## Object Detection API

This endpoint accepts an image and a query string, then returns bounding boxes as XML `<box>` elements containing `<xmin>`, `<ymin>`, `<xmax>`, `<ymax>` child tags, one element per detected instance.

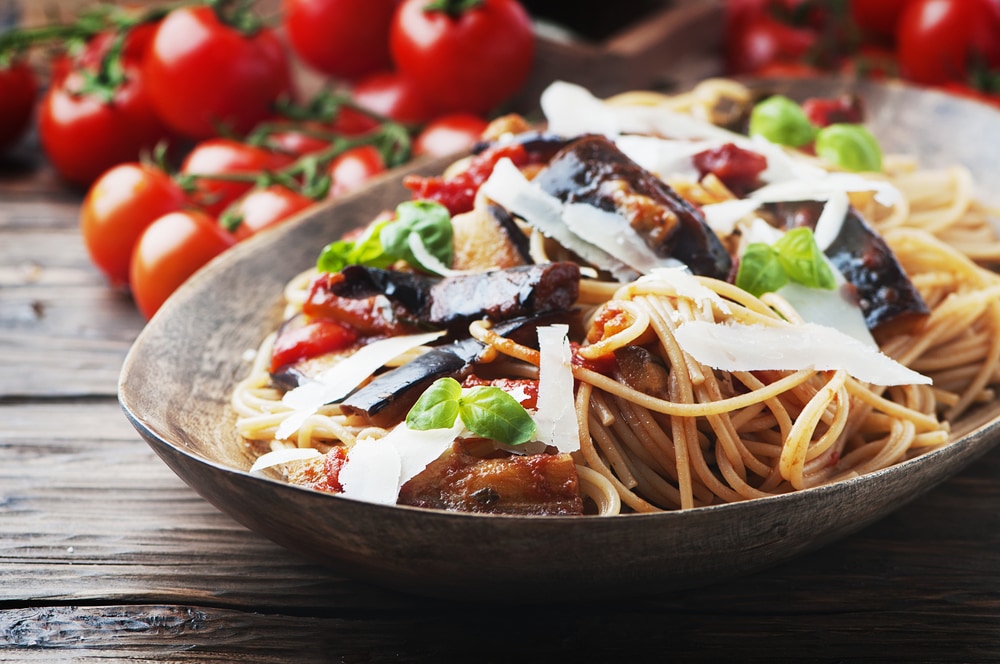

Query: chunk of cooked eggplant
<box><xmin>339</xmin><ymin>311</ymin><xmax>578</xmax><ymax>427</ymax></box>
<box><xmin>532</xmin><ymin>134</ymin><xmax>733</xmax><ymax>280</ymax></box>
<box><xmin>764</xmin><ymin>200</ymin><xmax>929</xmax><ymax>337</ymax></box>
<box><xmin>327</xmin><ymin>262</ymin><xmax>580</xmax><ymax>334</ymax></box>
<box><xmin>398</xmin><ymin>441</ymin><xmax>584</xmax><ymax>515</ymax></box>
<box><xmin>451</xmin><ymin>202</ymin><xmax>533</xmax><ymax>271</ymax></box>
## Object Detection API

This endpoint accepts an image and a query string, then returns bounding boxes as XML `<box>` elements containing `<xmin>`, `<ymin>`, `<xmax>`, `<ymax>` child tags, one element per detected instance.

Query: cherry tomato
<box><xmin>270</xmin><ymin>317</ymin><xmax>358</xmax><ymax>373</ymax></box>
<box><xmin>80</xmin><ymin>163</ymin><xmax>187</xmax><ymax>288</ymax></box>
<box><xmin>144</xmin><ymin>5</ymin><xmax>294</xmax><ymax>140</ymax></box>
<box><xmin>180</xmin><ymin>138</ymin><xmax>294</xmax><ymax>216</ymax></box>
<box><xmin>326</xmin><ymin>145</ymin><xmax>386</xmax><ymax>199</ymax></box>
<box><xmin>896</xmin><ymin>0</ymin><xmax>1000</xmax><ymax>84</ymax></box>
<box><xmin>265</xmin><ymin>124</ymin><xmax>331</xmax><ymax>157</ymax></box>
<box><xmin>221</xmin><ymin>185</ymin><xmax>314</xmax><ymax>241</ymax></box>
<box><xmin>389</xmin><ymin>0</ymin><xmax>535</xmax><ymax>115</ymax></box>
<box><xmin>0</xmin><ymin>59</ymin><xmax>37</xmax><ymax>153</ymax></box>
<box><xmin>129</xmin><ymin>210</ymin><xmax>236</xmax><ymax>319</ymax></box>
<box><xmin>38</xmin><ymin>65</ymin><xmax>172</xmax><ymax>187</ymax></box>
<box><xmin>849</xmin><ymin>0</ymin><xmax>912</xmax><ymax>42</ymax></box>
<box><xmin>76</xmin><ymin>22</ymin><xmax>160</xmax><ymax>71</ymax></box>
<box><xmin>282</xmin><ymin>0</ymin><xmax>398</xmax><ymax>80</ymax></box>
<box><xmin>413</xmin><ymin>113</ymin><xmax>488</xmax><ymax>157</ymax></box>
<box><xmin>350</xmin><ymin>70</ymin><xmax>438</xmax><ymax>124</ymax></box>
<box><xmin>329</xmin><ymin>105</ymin><xmax>381</xmax><ymax>135</ymax></box>
<box><xmin>726</xmin><ymin>13</ymin><xmax>818</xmax><ymax>74</ymax></box>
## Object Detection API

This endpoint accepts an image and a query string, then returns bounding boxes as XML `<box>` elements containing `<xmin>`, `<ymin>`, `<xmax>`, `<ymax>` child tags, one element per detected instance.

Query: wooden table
<box><xmin>5</xmin><ymin>121</ymin><xmax>1000</xmax><ymax>662</ymax></box>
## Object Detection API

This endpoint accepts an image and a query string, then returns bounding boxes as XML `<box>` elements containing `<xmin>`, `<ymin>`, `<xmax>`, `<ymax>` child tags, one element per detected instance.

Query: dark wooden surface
<box><xmin>5</xmin><ymin>121</ymin><xmax>1000</xmax><ymax>662</ymax></box>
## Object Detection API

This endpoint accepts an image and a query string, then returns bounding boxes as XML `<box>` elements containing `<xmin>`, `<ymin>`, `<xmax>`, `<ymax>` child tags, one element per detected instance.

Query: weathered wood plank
<box><xmin>2</xmin><ymin>601</ymin><xmax>1000</xmax><ymax>662</ymax></box>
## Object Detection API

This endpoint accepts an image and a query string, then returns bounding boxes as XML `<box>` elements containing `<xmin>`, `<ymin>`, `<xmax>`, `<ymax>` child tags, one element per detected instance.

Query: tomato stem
<box><xmin>422</xmin><ymin>0</ymin><xmax>485</xmax><ymax>17</ymax></box>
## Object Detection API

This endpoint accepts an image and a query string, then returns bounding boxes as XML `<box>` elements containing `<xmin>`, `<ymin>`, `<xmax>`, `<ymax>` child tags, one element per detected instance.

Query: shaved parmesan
<box><xmin>614</xmin><ymin>134</ymin><xmax>707</xmax><ymax>180</ymax></box>
<box><xmin>562</xmin><ymin>202</ymin><xmax>685</xmax><ymax>274</ymax></box>
<box><xmin>701</xmin><ymin>199</ymin><xmax>762</xmax><ymax>235</ymax></box>
<box><xmin>276</xmin><ymin>331</ymin><xmax>446</xmax><ymax>440</ymax></box>
<box><xmin>534</xmin><ymin>324</ymin><xmax>579</xmax><ymax>453</ymax></box>
<box><xmin>480</xmin><ymin>158</ymin><xmax>636</xmax><ymax>280</ymax></box>
<box><xmin>339</xmin><ymin>421</ymin><xmax>464</xmax><ymax>505</ymax></box>
<box><xmin>249</xmin><ymin>447</ymin><xmax>321</xmax><ymax>475</ymax></box>
<box><xmin>673</xmin><ymin>320</ymin><xmax>930</xmax><ymax>386</ymax></box>
<box><xmin>540</xmin><ymin>80</ymin><xmax>742</xmax><ymax>143</ymax></box>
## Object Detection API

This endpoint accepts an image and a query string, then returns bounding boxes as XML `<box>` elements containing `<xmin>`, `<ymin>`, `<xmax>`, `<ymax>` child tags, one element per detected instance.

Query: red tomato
<box><xmin>129</xmin><ymin>210</ymin><xmax>236</xmax><ymax>319</ymax></box>
<box><xmin>80</xmin><ymin>163</ymin><xmax>187</xmax><ymax>287</ymax></box>
<box><xmin>222</xmin><ymin>185</ymin><xmax>315</xmax><ymax>241</ymax></box>
<box><xmin>282</xmin><ymin>0</ymin><xmax>398</xmax><ymax>80</ymax></box>
<box><xmin>266</xmin><ymin>125</ymin><xmax>331</xmax><ymax>157</ymax></box>
<box><xmin>143</xmin><ymin>5</ymin><xmax>294</xmax><ymax>140</ymax></box>
<box><xmin>269</xmin><ymin>318</ymin><xmax>358</xmax><ymax>373</ymax></box>
<box><xmin>38</xmin><ymin>65</ymin><xmax>173</xmax><ymax>187</ymax></box>
<box><xmin>389</xmin><ymin>0</ymin><xmax>534</xmax><ymax>115</ymax></box>
<box><xmin>329</xmin><ymin>105</ymin><xmax>381</xmax><ymax>135</ymax></box>
<box><xmin>726</xmin><ymin>13</ymin><xmax>818</xmax><ymax>74</ymax></box>
<box><xmin>413</xmin><ymin>113</ymin><xmax>488</xmax><ymax>157</ymax></box>
<box><xmin>180</xmin><ymin>138</ymin><xmax>294</xmax><ymax>216</ymax></box>
<box><xmin>76</xmin><ymin>22</ymin><xmax>160</xmax><ymax>70</ymax></box>
<box><xmin>350</xmin><ymin>70</ymin><xmax>438</xmax><ymax>124</ymax></box>
<box><xmin>326</xmin><ymin>145</ymin><xmax>386</xmax><ymax>199</ymax></box>
<box><xmin>0</xmin><ymin>59</ymin><xmax>37</xmax><ymax>152</ymax></box>
<box><xmin>849</xmin><ymin>0</ymin><xmax>912</xmax><ymax>41</ymax></box>
<box><xmin>897</xmin><ymin>0</ymin><xmax>1000</xmax><ymax>84</ymax></box>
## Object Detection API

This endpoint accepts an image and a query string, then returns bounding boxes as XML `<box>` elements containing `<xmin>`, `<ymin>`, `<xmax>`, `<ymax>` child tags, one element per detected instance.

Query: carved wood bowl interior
<box><xmin>119</xmin><ymin>78</ymin><xmax>1000</xmax><ymax>602</ymax></box>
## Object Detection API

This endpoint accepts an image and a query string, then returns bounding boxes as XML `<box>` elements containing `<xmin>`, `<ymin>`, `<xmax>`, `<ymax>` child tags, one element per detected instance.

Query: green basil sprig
<box><xmin>406</xmin><ymin>377</ymin><xmax>537</xmax><ymax>446</ymax></box>
<box><xmin>736</xmin><ymin>227</ymin><xmax>836</xmax><ymax>298</ymax></box>
<box><xmin>316</xmin><ymin>200</ymin><xmax>453</xmax><ymax>274</ymax></box>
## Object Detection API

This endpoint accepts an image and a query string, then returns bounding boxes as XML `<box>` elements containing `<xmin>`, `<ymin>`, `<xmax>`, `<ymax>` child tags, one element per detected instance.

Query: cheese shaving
<box><xmin>673</xmin><ymin>320</ymin><xmax>931</xmax><ymax>386</ymax></box>
<box><xmin>534</xmin><ymin>324</ymin><xmax>579</xmax><ymax>453</ymax></box>
<box><xmin>248</xmin><ymin>447</ymin><xmax>321</xmax><ymax>475</ymax></box>
<box><xmin>276</xmin><ymin>330</ymin><xmax>446</xmax><ymax>440</ymax></box>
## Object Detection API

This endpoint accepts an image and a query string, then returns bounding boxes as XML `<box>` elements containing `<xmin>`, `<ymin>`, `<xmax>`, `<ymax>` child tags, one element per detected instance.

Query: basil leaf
<box><xmin>380</xmin><ymin>200</ymin><xmax>453</xmax><ymax>272</ymax></box>
<box><xmin>406</xmin><ymin>377</ymin><xmax>463</xmax><ymax>431</ymax></box>
<box><xmin>736</xmin><ymin>242</ymin><xmax>788</xmax><ymax>297</ymax></box>
<box><xmin>774</xmin><ymin>227</ymin><xmax>836</xmax><ymax>290</ymax></box>
<box><xmin>458</xmin><ymin>386</ymin><xmax>537</xmax><ymax>446</ymax></box>
<box><xmin>749</xmin><ymin>95</ymin><xmax>817</xmax><ymax>148</ymax></box>
<box><xmin>814</xmin><ymin>123</ymin><xmax>882</xmax><ymax>172</ymax></box>
<box><xmin>316</xmin><ymin>220</ymin><xmax>394</xmax><ymax>273</ymax></box>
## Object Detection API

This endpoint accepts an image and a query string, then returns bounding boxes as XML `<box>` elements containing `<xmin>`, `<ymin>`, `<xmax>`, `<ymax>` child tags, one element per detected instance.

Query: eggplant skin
<box><xmin>329</xmin><ymin>262</ymin><xmax>581</xmax><ymax>335</ymax></box>
<box><xmin>767</xmin><ymin>200</ymin><xmax>929</xmax><ymax>337</ymax></box>
<box><xmin>533</xmin><ymin>134</ymin><xmax>733</xmax><ymax>281</ymax></box>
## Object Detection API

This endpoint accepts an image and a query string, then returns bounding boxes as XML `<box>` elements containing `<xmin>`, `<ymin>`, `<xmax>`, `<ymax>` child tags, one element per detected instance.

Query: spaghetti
<box><xmin>232</xmin><ymin>79</ymin><xmax>1000</xmax><ymax>516</ymax></box>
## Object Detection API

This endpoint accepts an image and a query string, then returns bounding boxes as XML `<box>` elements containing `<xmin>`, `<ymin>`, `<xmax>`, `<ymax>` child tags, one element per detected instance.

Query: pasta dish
<box><xmin>231</xmin><ymin>79</ymin><xmax>1000</xmax><ymax>516</ymax></box>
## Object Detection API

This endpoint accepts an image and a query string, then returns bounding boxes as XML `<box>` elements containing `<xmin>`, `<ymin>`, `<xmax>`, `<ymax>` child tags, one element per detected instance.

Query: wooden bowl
<box><xmin>119</xmin><ymin>78</ymin><xmax>1000</xmax><ymax>602</ymax></box>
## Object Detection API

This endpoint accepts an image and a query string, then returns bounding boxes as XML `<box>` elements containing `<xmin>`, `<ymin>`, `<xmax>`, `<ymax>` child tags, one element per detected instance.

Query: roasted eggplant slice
<box><xmin>765</xmin><ymin>200</ymin><xmax>929</xmax><ymax>337</ymax></box>
<box><xmin>532</xmin><ymin>134</ymin><xmax>733</xmax><ymax>280</ymax></box>
<box><xmin>340</xmin><ymin>312</ymin><xmax>576</xmax><ymax>427</ymax></box>
<box><xmin>328</xmin><ymin>262</ymin><xmax>580</xmax><ymax>334</ymax></box>
<box><xmin>398</xmin><ymin>442</ymin><xmax>584</xmax><ymax>515</ymax></box>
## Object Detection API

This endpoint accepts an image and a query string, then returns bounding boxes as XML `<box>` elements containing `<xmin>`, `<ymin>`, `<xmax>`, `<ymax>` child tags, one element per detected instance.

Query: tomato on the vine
<box><xmin>848</xmin><ymin>0</ymin><xmax>911</xmax><ymax>41</ymax></box>
<box><xmin>350</xmin><ymin>70</ymin><xmax>438</xmax><ymax>124</ymax></box>
<box><xmin>725</xmin><ymin>13</ymin><xmax>817</xmax><ymax>74</ymax></box>
<box><xmin>129</xmin><ymin>209</ymin><xmax>236</xmax><ymax>319</ymax></box>
<box><xmin>38</xmin><ymin>64</ymin><xmax>173</xmax><ymax>186</ymax></box>
<box><xmin>80</xmin><ymin>162</ymin><xmax>187</xmax><ymax>288</ymax></box>
<box><xmin>180</xmin><ymin>138</ymin><xmax>294</xmax><ymax>216</ymax></box>
<box><xmin>389</xmin><ymin>0</ymin><xmax>535</xmax><ymax>115</ymax></box>
<box><xmin>0</xmin><ymin>59</ymin><xmax>37</xmax><ymax>153</ymax></box>
<box><xmin>413</xmin><ymin>113</ymin><xmax>488</xmax><ymax>157</ymax></box>
<box><xmin>326</xmin><ymin>144</ymin><xmax>387</xmax><ymax>199</ymax></box>
<box><xmin>282</xmin><ymin>0</ymin><xmax>398</xmax><ymax>80</ymax></box>
<box><xmin>222</xmin><ymin>185</ymin><xmax>314</xmax><ymax>241</ymax></box>
<box><xmin>143</xmin><ymin>4</ymin><xmax>294</xmax><ymax>140</ymax></box>
<box><xmin>896</xmin><ymin>0</ymin><xmax>1000</xmax><ymax>85</ymax></box>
